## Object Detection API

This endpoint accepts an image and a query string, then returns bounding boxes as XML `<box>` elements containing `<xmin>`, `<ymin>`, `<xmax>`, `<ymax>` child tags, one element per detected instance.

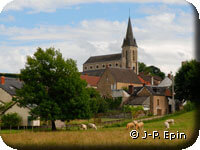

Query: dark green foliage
<box><xmin>105</xmin><ymin>97</ymin><xmax>122</xmax><ymax>110</ymax></box>
<box><xmin>1</xmin><ymin>113</ymin><xmax>22</xmax><ymax>128</ymax></box>
<box><xmin>138</xmin><ymin>62</ymin><xmax>165</xmax><ymax>79</ymax></box>
<box><xmin>0</xmin><ymin>102</ymin><xmax>15</xmax><ymax>115</ymax></box>
<box><xmin>183</xmin><ymin>101</ymin><xmax>195</xmax><ymax>112</ymax></box>
<box><xmin>175</xmin><ymin>60</ymin><xmax>200</xmax><ymax>103</ymax></box>
<box><xmin>14</xmin><ymin>47</ymin><xmax>91</xmax><ymax>130</ymax></box>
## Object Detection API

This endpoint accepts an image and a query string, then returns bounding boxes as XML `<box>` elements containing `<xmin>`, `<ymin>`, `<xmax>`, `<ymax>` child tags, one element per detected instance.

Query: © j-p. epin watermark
<box><xmin>130</xmin><ymin>130</ymin><xmax>187</xmax><ymax>140</ymax></box>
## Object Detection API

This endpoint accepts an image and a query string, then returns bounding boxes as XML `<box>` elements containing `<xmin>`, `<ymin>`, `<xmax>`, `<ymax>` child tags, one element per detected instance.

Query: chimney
<box><xmin>128</xmin><ymin>85</ymin><xmax>134</xmax><ymax>95</ymax></box>
<box><xmin>1</xmin><ymin>76</ymin><xmax>5</xmax><ymax>85</ymax></box>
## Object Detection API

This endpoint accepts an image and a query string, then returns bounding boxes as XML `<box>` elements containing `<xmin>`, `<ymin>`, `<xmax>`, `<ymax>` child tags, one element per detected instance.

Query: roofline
<box><xmin>83</xmin><ymin>53</ymin><xmax>121</xmax><ymax>64</ymax></box>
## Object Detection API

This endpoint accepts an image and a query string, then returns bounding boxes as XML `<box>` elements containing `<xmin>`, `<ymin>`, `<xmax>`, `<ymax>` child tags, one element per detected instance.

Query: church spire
<box><xmin>122</xmin><ymin>17</ymin><xmax>137</xmax><ymax>48</ymax></box>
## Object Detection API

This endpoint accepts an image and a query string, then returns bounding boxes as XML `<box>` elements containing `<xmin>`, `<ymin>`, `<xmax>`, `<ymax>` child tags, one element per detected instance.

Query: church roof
<box><xmin>122</xmin><ymin>17</ymin><xmax>137</xmax><ymax>48</ymax></box>
<box><xmin>84</xmin><ymin>53</ymin><xmax>121</xmax><ymax>64</ymax></box>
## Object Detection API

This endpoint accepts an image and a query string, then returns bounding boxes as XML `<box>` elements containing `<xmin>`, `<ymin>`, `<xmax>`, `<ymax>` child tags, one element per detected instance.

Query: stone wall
<box><xmin>83</xmin><ymin>60</ymin><xmax>121</xmax><ymax>72</ymax></box>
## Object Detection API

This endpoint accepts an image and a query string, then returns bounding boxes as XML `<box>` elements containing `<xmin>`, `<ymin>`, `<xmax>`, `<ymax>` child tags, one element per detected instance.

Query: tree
<box><xmin>138</xmin><ymin>62</ymin><xmax>165</xmax><ymax>79</ymax></box>
<box><xmin>87</xmin><ymin>87</ymin><xmax>108</xmax><ymax>114</ymax></box>
<box><xmin>14</xmin><ymin>47</ymin><xmax>91</xmax><ymax>130</ymax></box>
<box><xmin>175</xmin><ymin>60</ymin><xmax>200</xmax><ymax>103</ymax></box>
<box><xmin>1</xmin><ymin>113</ymin><xmax>22</xmax><ymax>130</ymax></box>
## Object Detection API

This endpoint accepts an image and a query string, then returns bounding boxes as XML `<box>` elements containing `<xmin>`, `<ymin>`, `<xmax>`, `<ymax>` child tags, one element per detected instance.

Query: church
<box><xmin>82</xmin><ymin>17</ymin><xmax>139</xmax><ymax>76</ymax></box>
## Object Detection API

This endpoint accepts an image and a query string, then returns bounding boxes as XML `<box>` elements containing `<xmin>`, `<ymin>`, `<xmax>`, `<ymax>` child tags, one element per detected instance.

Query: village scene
<box><xmin>0</xmin><ymin>1</ymin><xmax>199</xmax><ymax>150</ymax></box>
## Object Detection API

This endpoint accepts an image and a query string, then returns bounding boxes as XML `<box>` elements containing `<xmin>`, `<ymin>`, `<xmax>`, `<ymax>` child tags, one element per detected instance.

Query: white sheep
<box><xmin>164</xmin><ymin>121</ymin><xmax>170</xmax><ymax>129</ymax></box>
<box><xmin>88</xmin><ymin>123</ymin><xmax>97</xmax><ymax>130</ymax></box>
<box><xmin>80</xmin><ymin>124</ymin><xmax>87</xmax><ymax>130</ymax></box>
<box><xmin>135</xmin><ymin>122</ymin><xmax>144</xmax><ymax>130</ymax></box>
<box><xmin>166</xmin><ymin>119</ymin><xmax>174</xmax><ymax>125</ymax></box>
<box><xmin>133</xmin><ymin>120</ymin><xmax>138</xmax><ymax>125</ymax></box>
<box><xmin>126</xmin><ymin>122</ymin><xmax>135</xmax><ymax>130</ymax></box>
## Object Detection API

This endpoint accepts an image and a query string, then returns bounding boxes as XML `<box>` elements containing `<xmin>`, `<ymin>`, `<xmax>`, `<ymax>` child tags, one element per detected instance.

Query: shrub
<box><xmin>105</xmin><ymin>97</ymin><xmax>122</xmax><ymax>110</ymax></box>
<box><xmin>183</xmin><ymin>101</ymin><xmax>195</xmax><ymax>112</ymax></box>
<box><xmin>1</xmin><ymin>113</ymin><xmax>22</xmax><ymax>129</ymax></box>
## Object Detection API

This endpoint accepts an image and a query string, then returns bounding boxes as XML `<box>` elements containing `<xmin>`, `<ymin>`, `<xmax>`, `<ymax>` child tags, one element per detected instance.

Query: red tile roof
<box><xmin>137</xmin><ymin>75</ymin><xmax>151</xmax><ymax>85</ymax></box>
<box><xmin>80</xmin><ymin>75</ymin><xmax>100</xmax><ymax>87</ymax></box>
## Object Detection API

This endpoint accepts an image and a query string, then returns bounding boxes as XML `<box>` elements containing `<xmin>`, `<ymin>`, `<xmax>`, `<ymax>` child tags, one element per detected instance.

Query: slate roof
<box><xmin>0</xmin><ymin>77</ymin><xmax>22</xmax><ymax>96</ymax></box>
<box><xmin>108</xmin><ymin>68</ymin><xmax>142</xmax><ymax>84</ymax></box>
<box><xmin>158</xmin><ymin>77</ymin><xmax>172</xmax><ymax>87</ymax></box>
<box><xmin>80</xmin><ymin>75</ymin><xmax>100</xmax><ymax>87</ymax></box>
<box><xmin>84</xmin><ymin>53</ymin><xmax>121</xmax><ymax>64</ymax></box>
<box><xmin>81</xmin><ymin>69</ymin><xmax>105</xmax><ymax>77</ymax></box>
<box><xmin>122</xmin><ymin>17</ymin><xmax>137</xmax><ymax>48</ymax></box>
<box><xmin>132</xmin><ymin>86</ymin><xmax>171</xmax><ymax>96</ymax></box>
<box><xmin>125</xmin><ymin>96</ymin><xmax>150</xmax><ymax>105</ymax></box>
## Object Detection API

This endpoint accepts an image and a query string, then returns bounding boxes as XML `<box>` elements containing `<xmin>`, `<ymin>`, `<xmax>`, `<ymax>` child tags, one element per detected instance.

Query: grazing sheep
<box><xmin>164</xmin><ymin>121</ymin><xmax>170</xmax><ymax>129</ymax></box>
<box><xmin>88</xmin><ymin>123</ymin><xmax>97</xmax><ymax>130</ymax></box>
<box><xmin>166</xmin><ymin>119</ymin><xmax>174</xmax><ymax>125</ymax></box>
<box><xmin>126</xmin><ymin>122</ymin><xmax>135</xmax><ymax>130</ymax></box>
<box><xmin>135</xmin><ymin>122</ymin><xmax>144</xmax><ymax>130</ymax></box>
<box><xmin>80</xmin><ymin>124</ymin><xmax>87</xmax><ymax>130</ymax></box>
<box><xmin>133</xmin><ymin>120</ymin><xmax>138</xmax><ymax>125</ymax></box>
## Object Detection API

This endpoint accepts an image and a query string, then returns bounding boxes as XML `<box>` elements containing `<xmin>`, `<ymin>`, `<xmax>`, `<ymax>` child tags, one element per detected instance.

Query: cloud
<box><xmin>3</xmin><ymin>0</ymin><xmax>188</xmax><ymax>13</ymax></box>
<box><xmin>0</xmin><ymin>6</ymin><xmax>194</xmax><ymax>74</ymax></box>
<box><xmin>0</xmin><ymin>15</ymin><xmax>15</xmax><ymax>22</ymax></box>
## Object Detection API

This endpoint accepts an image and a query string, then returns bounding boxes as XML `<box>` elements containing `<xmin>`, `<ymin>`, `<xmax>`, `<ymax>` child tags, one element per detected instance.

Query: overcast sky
<box><xmin>0</xmin><ymin>0</ymin><xmax>194</xmax><ymax>75</ymax></box>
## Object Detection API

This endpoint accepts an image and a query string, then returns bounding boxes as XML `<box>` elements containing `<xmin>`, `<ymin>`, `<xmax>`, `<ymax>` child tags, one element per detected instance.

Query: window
<box><xmin>133</xmin><ymin>51</ymin><xmax>135</xmax><ymax>61</ymax></box>
<box><xmin>84</xmin><ymin>67</ymin><xmax>87</xmax><ymax>70</ymax></box>
<box><xmin>109</xmin><ymin>64</ymin><xmax>112</xmax><ymax>67</ymax></box>
<box><xmin>102</xmin><ymin>64</ymin><xmax>105</xmax><ymax>68</ymax></box>
<box><xmin>157</xmin><ymin>99</ymin><xmax>159</xmax><ymax>106</ymax></box>
<box><xmin>96</xmin><ymin>65</ymin><xmax>99</xmax><ymax>69</ymax></box>
<box><xmin>90</xmin><ymin>66</ymin><xmax>93</xmax><ymax>69</ymax></box>
<box><xmin>116</xmin><ymin>63</ymin><xmax>118</xmax><ymax>67</ymax></box>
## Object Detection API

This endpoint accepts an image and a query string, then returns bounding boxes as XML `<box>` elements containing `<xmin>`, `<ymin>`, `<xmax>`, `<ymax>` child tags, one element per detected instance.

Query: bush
<box><xmin>183</xmin><ymin>101</ymin><xmax>195</xmax><ymax>112</ymax></box>
<box><xmin>105</xmin><ymin>97</ymin><xmax>122</xmax><ymax>110</ymax></box>
<box><xmin>1</xmin><ymin>113</ymin><xmax>22</xmax><ymax>128</ymax></box>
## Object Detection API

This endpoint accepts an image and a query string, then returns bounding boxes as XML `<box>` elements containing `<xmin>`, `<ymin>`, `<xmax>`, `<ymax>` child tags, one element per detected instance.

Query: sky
<box><xmin>0</xmin><ymin>0</ymin><xmax>195</xmax><ymax>75</ymax></box>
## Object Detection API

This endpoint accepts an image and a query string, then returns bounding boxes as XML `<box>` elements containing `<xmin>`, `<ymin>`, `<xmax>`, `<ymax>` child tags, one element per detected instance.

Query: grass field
<box><xmin>0</xmin><ymin>110</ymin><xmax>198</xmax><ymax>150</ymax></box>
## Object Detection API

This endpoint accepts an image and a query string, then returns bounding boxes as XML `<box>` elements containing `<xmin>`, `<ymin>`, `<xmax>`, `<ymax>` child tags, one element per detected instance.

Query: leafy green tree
<box><xmin>14</xmin><ymin>47</ymin><xmax>91</xmax><ymax>130</ymax></box>
<box><xmin>175</xmin><ymin>60</ymin><xmax>200</xmax><ymax>103</ymax></box>
<box><xmin>139</xmin><ymin>62</ymin><xmax>146</xmax><ymax>73</ymax></box>
<box><xmin>138</xmin><ymin>62</ymin><xmax>165</xmax><ymax>79</ymax></box>
<box><xmin>2</xmin><ymin>113</ymin><xmax>22</xmax><ymax>129</ymax></box>
<box><xmin>87</xmin><ymin>88</ymin><xmax>108</xmax><ymax>114</ymax></box>
<box><xmin>0</xmin><ymin>102</ymin><xmax>15</xmax><ymax>116</ymax></box>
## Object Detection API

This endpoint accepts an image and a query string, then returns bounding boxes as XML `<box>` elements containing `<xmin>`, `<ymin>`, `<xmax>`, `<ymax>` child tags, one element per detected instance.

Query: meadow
<box><xmin>0</xmin><ymin>110</ymin><xmax>198</xmax><ymax>150</ymax></box>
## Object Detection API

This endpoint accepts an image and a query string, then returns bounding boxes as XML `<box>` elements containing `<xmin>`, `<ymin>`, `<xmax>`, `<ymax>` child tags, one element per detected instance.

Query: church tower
<box><xmin>121</xmin><ymin>17</ymin><xmax>138</xmax><ymax>74</ymax></box>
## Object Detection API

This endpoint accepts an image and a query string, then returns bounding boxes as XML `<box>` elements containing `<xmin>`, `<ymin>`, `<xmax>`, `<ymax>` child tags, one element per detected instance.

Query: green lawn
<box><xmin>0</xmin><ymin>110</ymin><xmax>197</xmax><ymax>150</ymax></box>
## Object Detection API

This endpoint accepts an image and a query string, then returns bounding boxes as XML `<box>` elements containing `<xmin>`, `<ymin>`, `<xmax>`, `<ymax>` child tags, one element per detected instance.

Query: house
<box><xmin>138</xmin><ymin>72</ymin><xmax>162</xmax><ymax>86</ymax></box>
<box><xmin>124</xmin><ymin>85</ymin><xmax>172</xmax><ymax>115</ymax></box>
<box><xmin>97</xmin><ymin>67</ymin><xmax>142</xmax><ymax>97</ymax></box>
<box><xmin>83</xmin><ymin>17</ymin><xmax>139</xmax><ymax>75</ymax></box>
<box><xmin>0</xmin><ymin>76</ymin><xmax>40</xmax><ymax>127</ymax></box>
<box><xmin>80</xmin><ymin>74</ymin><xmax>100</xmax><ymax>89</ymax></box>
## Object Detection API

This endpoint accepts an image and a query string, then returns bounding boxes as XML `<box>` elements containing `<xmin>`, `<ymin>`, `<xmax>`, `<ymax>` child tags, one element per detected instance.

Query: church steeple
<box><xmin>122</xmin><ymin>17</ymin><xmax>137</xmax><ymax>48</ymax></box>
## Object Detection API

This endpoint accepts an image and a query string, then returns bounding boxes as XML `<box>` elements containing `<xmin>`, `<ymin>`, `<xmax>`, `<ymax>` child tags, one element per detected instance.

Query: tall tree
<box><xmin>138</xmin><ymin>62</ymin><xmax>165</xmax><ymax>79</ymax></box>
<box><xmin>175</xmin><ymin>60</ymin><xmax>200</xmax><ymax>103</ymax></box>
<box><xmin>14</xmin><ymin>47</ymin><xmax>91</xmax><ymax>130</ymax></box>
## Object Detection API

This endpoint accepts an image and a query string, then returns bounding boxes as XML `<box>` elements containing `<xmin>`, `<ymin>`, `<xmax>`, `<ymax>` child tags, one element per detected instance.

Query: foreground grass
<box><xmin>0</xmin><ymin>110</ymin><xmax>197</xmax><ymax>150</ymax></box>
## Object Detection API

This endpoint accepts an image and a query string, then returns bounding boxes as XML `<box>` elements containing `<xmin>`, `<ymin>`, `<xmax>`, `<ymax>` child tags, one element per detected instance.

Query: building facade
<box><xmin>83</xmin><ymin>17</ymin><xmax>139</xmax><ymax>74</ymax></box>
